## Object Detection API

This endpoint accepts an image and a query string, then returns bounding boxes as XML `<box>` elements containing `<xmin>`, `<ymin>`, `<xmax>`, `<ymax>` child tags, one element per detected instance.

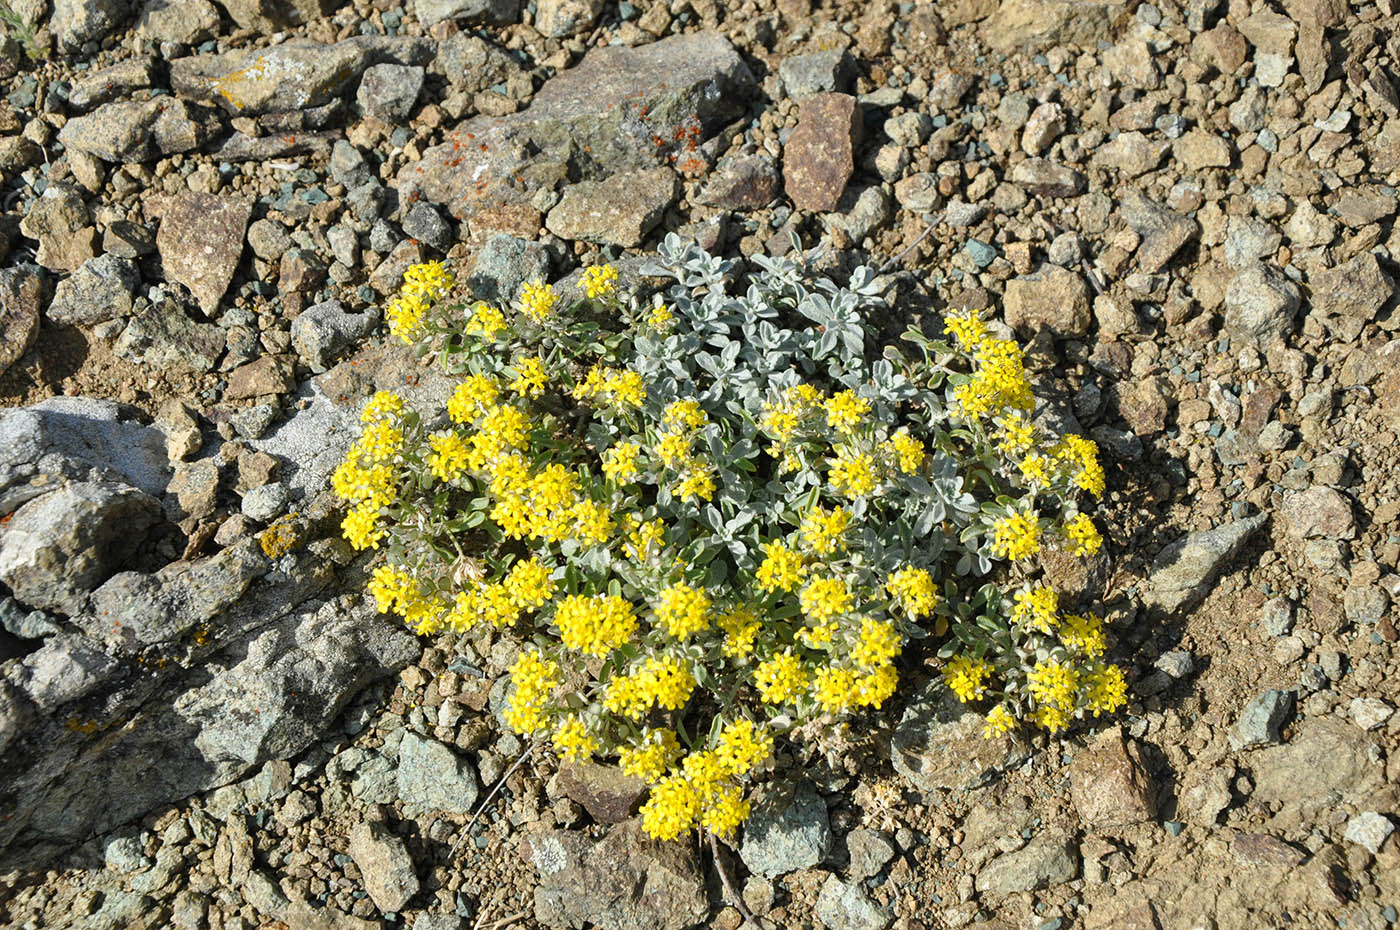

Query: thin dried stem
<box><xmin>448</xmin><ymin>745</ymin><xmax>535</xmax><ymax>862</ymax></box>
<box><xmin>708</xmin><ymin>829</ymin><xmax>758</xmax><ymax>928</ymax></box>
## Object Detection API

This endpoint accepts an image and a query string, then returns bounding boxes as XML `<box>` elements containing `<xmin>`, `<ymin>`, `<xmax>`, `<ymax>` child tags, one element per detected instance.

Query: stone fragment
<box><xmin>1224</xmin><ymin>215</ymin><xmax>1282</xmax><ymax>268</ymax></box>
<box><xmin>52</xmin><ymin>0</ymin><xmax>130</xmax><ymax>52</ymax></box>
<box><xmin>413</xmin><ymin>0</ymin><xmax>518</xmax><ymax>26</ymax></box>
<box><xmin>555</xmin><ymin>762</ymin><xmax>646</xmax><ymax>824</ymax></box>
<box><xmin>842</xmin><ymin>186</ymin><xmax>893</xmax><ymax>242</ymax></box>
<box><xmin>1121</xmin><ymin>191</ymin><xmax>1199</xmax><ymax>273</ymax></box>
<box><xmin>348</xmin><ymin>821</ymin><xmax>420</xmax><ymax>913</ymax></box>
<box><xmin>1142</xmin><ymin>514</ymin><xmax>1268</xmax><ymax>612</ymax></box>
<box><xmin>290</xmin><ymin>299</ymin><xmax>376</xmax><ymax>373</ymax></box>
<box><xmin>68</xmin><ymin>57</ymin><xmax>157</xmax><ymax>111</ymax></box>
<box><xmin>240</xmin><ymin>482</ymin><xmax>289</xmax><ymax>521</ymax></box>
<box><xmin>1003</xmin><ymin>265</ymin><xmax>1091</xmax><ymax>338</ymax></box>
<box><xmin>0</xmin><ymin>481</ymin><xmax>162</xmax><ymax>616</ymax></box>
<box><xmin>884</xmin><ymin>112</ymin><xmax>932</xmax><ymax>148</ymax></box>
<box><xmin>467</xmin><ymin>234</ymin><xmax>550</xmax><ymax>306</ymax></box>
<box><xmin>1175</xmin><ymin>130</ymin><xmax>1232</xmax><ymax>170</ymax></box>
<box><xmin>1331</xmin><ymin>186</ymin><xmax>1396</xmax><ymax>227</ymax></box>
<box><xmin>545</xmin><ymin>168</ymin><xmax>678</xmax><ymax>247</ymax></box>
<box><xmin>845</xmin><ymin>828</ymin><xmax>896</xmax><ymax>881</ymax></box>
<box><xmin>779</xmin><ymin>49</ymin><xmax>852</xmax><ymax>97</ymax></box>
<box><xmin>225</xmin><ymin>356</ymin><xmax>296</xmax><ymax>400</ymax></box>
<box><xmin>402</xmin><ymin>202</ymin><xmax>453</xmax><ymax>252</ymax></box>
<box><xmin>135</xmin><ymin>0</ymin><xmax>220</xmax><ymax>43</ymax></box>
<box><xmin>697</xmin><ymin>154</ymin><xmax>780</xmax><ymax>210</ymax></box>
<box><xmin>783</xmin><ymin>93</ymin><xmax>860</xmax><ymax>213</ymax></box>
<box><xmin>397</xmin><ymin>731</ymin><xmax>479</xmax><ymax>813</ymax></box>
<box><xmin>814</xmin><ymin>874</ymin><xmax>891</xmax><ymax>930</ymax></box>
<box><xmin>357</xmin><ymin>64</ymin><xmax>425</xmax><ymax>123</ymax></box>
<box><xmin>739</xmin><ymin>780</ymin><xmax>832</xmax><ymax>879</ymax></box>
<box><xmin>21</xmin><ymin>634</ymin><xmax>121</xmax><ymax>710</ymax></box>
<box><xmin>58</xmin><ymin>98</ymin><xmax>210</xmax><ymax>163</ymax></box>
<box><xmin>535</xmin><ymin>0</ymin><xmax>604</xmax><ymax>37</ymax></box>
<box><xmin>1192</xmin><ymin>24</ymin><xmax>1248</xmax><ymax>74</ymax></box>
<box><xmin>19</xmin><ymin>183</ymin><xmax>97</xmax><ymax>273</ymax></box>
<box><xmin>1238</xmin><ymin>10</ymin><xmax>1295</xmax><ymax>57</ymax></box>
<box><xmin>1251</xmin><ymin>719</ymin><xmax>1379</xmax><ymax>804</ymax></box>
<box><xmin>1103</xmin><ymin>39</ymin><xmax>1160</xmax><ymax>89</ymax></box>
<box><xmin>1344</xmin><ymin>812</ymin><xmax>1395</xmax><ymax>855</ymax></box>
<box><xmin>1233</xmin><ymin>689</ymin><xmax>1296</xmax><ymax>749</ymax></box>
<box><xmin>1092</xmin><ymin>131</ymin><xmax>1169</xmax><ymax>176</ymax></box>
<box><xmin>170</xmin><ymin>40</ymin><xmax>372</xmax><ymax>116</ymax></box>
<box><xmin>1009</xmin><ymin>157</ymin><xmax>1083</xmax><ymax>197</ymax></box>
<box><xmin>1349</xmin><ymin>697</ymin><xmax>1394</xmax><ymax>731</ymax></box>
<box><xmin>1231</xmin><ymin>833</ymin><xmax>1306</xmax><ymax>867</ymax></box>
<box><xmin>1020</xmin><ymin>101</ymin><xmax>1064</xmax><ymax>156</ymax></box>
<box><xmin>975</xmin><ymin>835</ymin><xmax>1078</xmax><ymax>895</ymax></box>
<box><xmin>1222</xmin><ymin>262</ymin><xmax>1301</xmax><ymax>348</ymax></box>
<box><xmin>114</xmin><ymin>301</ymin><xmax>225</xmax><ymax>373</ymax></box>
<box><xmin>523</xmin><ymin>820</ymin><xmax>707</xmax><ymax>930</ymax></box>
<box><xmin>981</xmin><ymin>0</ymin><xmax>1116</xmax><ymax>52</ymax></box>
<box><xmin>1309</xmin><ymin>253</ymin><xmax>1393</xmax><ymax>332</ymax></box>
<box><xmin>0</xmin><ymin>268</ymin><xmax>40</xmax><ymax>376</ymax></box>
<box><xmin>891</xmin><ymin>683</ymin><xmax>1028</xmax><ymax>792</ymax></box>
<box><xmin>156</xmin><ymin>194</ymin><xmax>252</xmax><ymax>316</ymax></box>
<box><xmin>1180</xmin><ymin>763</ymin><xmax>1234</xmax><ymax>826</ymax></box>
<box><xmin>47</xmin><ymin>254</ymin><xmax>140</xmax><ymax>326</ymax></box>
<box><xmin>1068</xmin><ymin>727</ymin><xmax>1157</xmax><ymax>827</ymax></box>
<box><xmin>1282</xmin><ymin>486</ymin><xmax>1354</xmax><ymax>540</ymax></box>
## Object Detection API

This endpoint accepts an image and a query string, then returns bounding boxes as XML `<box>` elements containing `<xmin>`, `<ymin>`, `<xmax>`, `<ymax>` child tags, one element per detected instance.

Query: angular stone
<box><xmin>1223</xmin><ymin>262</ymin><xmax>1301</xmax><ymax>349</ymax></box>
<box><xmin>59</xmin><ymin>98</ymin><xmax>211</xmax><ymax>163</ymax></box>
<box><xmin>1232</xmin><ymin>833</ymin><xmax>1306</xmax><ymax>867</ymax></box>
<box><xmin>1192</xmin><ymin>24</ymin><xmax>1248</xmax><ymax>74</ymax></box>
<box><xmin>218</xmin><ymin>0</ymin><xmax>327</xmax><ymax>32</ymax></box>
<box><xmin>0</xmin><ymin>481</ymin><xmax>162</xmax><ymax>616</ymax></box>
<box><xmin>357</xmin><ymin>64</ymin><xmax>425</xmax><ymax>123</ymax></box>
<box><xmin>535</xmin><ymin>0</ymin><xmax>604</xmax><ymax>37</ymax></box>
<box><xmin>52</xmin><ymin>0</ymin><xmax>131</xmax><ymax>52</ymax></box>
<box><xmin>290</xmin><ymin>299</ymin><xmax>376</xmax><ymax>373</ymax></box>
<box><xmin>524</xmin><ymin>820</ymin><xmax>707</xmax><ymax>930</ymax></box>
<box><xmin>1121</xmin><ymin>191</ymin><xmax>1199</xmax><ymax>273</ymax></box>
<box><xmin>113</xmin><ymin>301</ymin><xmax>225</xmax><ymax>373</ymax></box>
<box><xmin>981</xmin><ymin>0</ymin><xmax>1118</xmax><ymax>52</ymax></box>
<box><xmin>697</xmin><ymin>154</ymin><xmax>780</xmax><ymax>210</ymax></box>
<box><xmin>739</xmin><ymin>780</ymin><xmax>832</xmax><ymax>879</ymax></box>
<box><xmin>545</xmin><ymin>168</ymin><xmax>678</xmax><ymax>247</ymax></box>
<box><xmin>783</xmin><ymin>93</ymin><xmax>860</xmax><ymax>213</ymax></box>
<box><xmin>1282</xmin><ymin>486</ymin><xmax>1354</xmax><ymax>540</ymax></box>
<box><xmin>779</xmin><ymin>49</ymin><xmax>852</xmax><ymax>97</ymax></box>
<box><xmin>891</xmin><ymin>682</ymin><xmax>1029</xmax><ymax>791</ymax></box>
<box><xmin>1231</xmin><ymin>689</ymin><xmax>1295</xmax><ymax>749</ymax></box>
<box><xmin>555</xmin><ymin>762</ymin><xmax>647</xmax><ymax>824</ymax></box>
<box><xmin>47</xmin><ymin>254</ymin><xmax>140</xmax><ymax>326</ymax></box>
<box><xmin>68</xmin><ymin>57</ymin><xmax>157</xmax><ymax>111</ymax></box>
<box><xmin>1103</xmin><ymin>39</ymin><xmax>1160</xmax><ymax>89</ymax></box>
<box><xmin>1003</xmin><ymin>265</ymin><xmax>1091</xmax><ymax>338</ymax></box>
<box><xmin>349</xmin><ymin>821</ymin><xmax>420</xmax><ymax>913</ymax></box>
<box><xmin>1142</xmin><ymin>514</ymin><xmax>1268</xmax><ymax>612</ymax></box>
<box><xmin>1224</xmin><ymin>215</ymin><xmax>1282</xmax><ymax>268</ymax></box>
<box><xmin>170</xmin><ymin>40</ymin><xmax>372</xmax><ymax>116</ymax></box>
<box><xmin>412</xmin><ymin>0</ymin><xmax>518</xmax><ymax>26</ymax></box>
<box><xmin>1021</xmin><ymin>102</ymin><xmax>1065</xmax><ymax>156</ymax></box>
<box><xmin>815</xmin><ymin>874</ymin><xmax>891</xmax><ymax>930</ymax></box>
<box><xmin>20</xmin><ymin>634</ymin><xmax>120</xmax><ymax>710</ymax></box>
<box><xmin>1009</xmin><ymin>157</ymin><xmax>1083</xmax><ymax>197</ymax></box>
<box><xmin>166</xmin><ymin>459</ymin><xmax>219</xmax><ymax>524</ymax></box>
<box><xmin>399</xmin><ymin>33</ymin><xmax>754</xmax><ymax>223</ymax></box>
<box><xmin>19</xmin><ymin>183</ymin><xmax>96</xmax><ymax>273</ymax></box>
<box><xmin>1174</xmin><ymin>130</ymin><xmax>1233</xmax><ymax>170</ymax></box>
<box><xmin>1252</xmin><ymin>719</ymin><xmax>1380</xmax><ymax>805</ymax></box>
<box><xmin>1344</xmin><ymin>812</ymin><xmax>1395</xmax><ymax>855</ymax></box>
<box><xmin>976</xmin><ymin>835</ymin><xmax>1078</xmax><ymax>895</ymax></box>
<box><xmin>0</xmin><ymin>268</ymin><xmax>40</xmax><ymax>376</ymax></box>
<box><xmin>156</xmin><ymin>194</ymin><xmax>252</xmax><ymax>316</ymax></box>
<box><xmin>1069</xmin><ymin>727</ymin><xmax>1157</xmax><ymax>827</ymax></box>
<box><xmin>225</xmin><ymin>355</ymin><xmax>296</xmax><ymax>401</ymax></box>
<box><xmin>135</xmin><ymin>0</ymin><xmax>221</xmax><ymax>43</ymax></box>
<box><xmin>1093</xmin><ymin>131</ymin><xmax>1170</xmax><ymax>177</ymax></box>
<box><xmin>1310</xmin><ymin>253</ymin><xmax>1393</xmax><ymax>326</ymax></box>
<box><xmin>396</xmin><ymin>731</ymin><xmax>479</xmax><ymax>813</ymax></box>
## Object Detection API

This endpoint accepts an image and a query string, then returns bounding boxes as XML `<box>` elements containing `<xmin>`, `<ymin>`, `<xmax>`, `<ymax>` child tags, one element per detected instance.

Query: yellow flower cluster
<box><xmin>602</xmin><ymin>441</ymin><xmax>641</xmax><ymax>483</ymax></box>
<box><xmin>759</xmin><ymin>383</ymin><xmax>823</xmax><ymax>449</ymax></box>
<box><xmin>944</xmin><ymin>654</ymin><xmax>992</xmax><ymax>702</ymax></box>
<box><xmin>505</xmin><ymin>650</ymin><xmax>559</xmax><ymax>735</ymax></box>
<box><xmin>467</xmin><ymin>301</ymin><xmax>507</xmax><ymax>338</ymax></box>
<box><xmin>1065</xmin><ymin>513</ymin><xmax>1103</xmax><ymax>556</ymax></box>
<box><xmin>800</xmin><ymin>505</ymin><xmax>850</xmax><ymax>556</ymax></box>
<box><xmin>824</xmin><ymin>390</ymin><xmax>870</xmax><ymax>432</ymax></box>
<box><xmin>829</xmin><ymin>448</ymin><xmax>879</xmax><ymax>497</ymax></box>
<box><xmin>509</xmin><ymin>356</ymin><xmax>548</xmax><ymax>396</ymax></box>
<box><xmin>581</xmin><ymin>263</ymin><xmax>619</xmax><ymax>299</ymax></box>
<box><xmin>654</xmin><ymin>583</ymin><xmax>712</xmax><ymax>639</ymax></box>
<box><xmin>646</xmin><ymin>303</ymin><xmax>674</xmax><ymax>329</ymax></box>
<box><xmin>603</xmin><ymin>655</ymin><xmax>696</xmax><ymax>719</ymax></box>
<box><xmin>573</xmin><ymin>365</ymin><xmax>646</xmax><ymax>410</ymax></box>
<box><xmin>554</xmin><ymin>593</ymin><xmax>637</xmax><ymax>656</ymax></box>
<box><xmin>1012</xmin><ymin>585</ymin><xmax>1058</xmax><ymax>632</ymax></box>
<box><xmin>945</xmin><ymin>311</ymin><xmax>1033</xmax><ymax>419</ymax></box>
<box><xmin>488</xmin><ymin>459</ymin><xmax>612</xmax><ymax>547</ymax></box>
<box><xmin>518</xmin><ymin>279</ymin><xmax>558</xmax><ymax>323</ymax></box>
<box><xmin>639</xmin><ymin>719</ymin><xmax>772</xmax><ymax>839</ymax></box>
<box><xmin>552</xmin><ymin>715</ymin><xmax>597</xmax><ymax>762</ymax></box>
<box><xmin>799</xmin><ymin>576</ymin><xmax>853</xmax><ymax>623</ymax></box>
<box><xmin>991</xmin><ymin>510</ymin><xmax>1041</xmax><ymax>561</ymax></box>
<box><xmin>1027</xmin><ymin>658</ymin><xmax>1079</xmax><ymax>732</ymax></box>
<box><xmin>718</xmin><ymin>607</ymin><xmax>760</xmax><ymax>657</ymax></box>
<box><xmin>386</xmin><ymin>260</ymin><xmax>455</xmax><ymax>343</ymax></box>
<box><xmin>756</xmin><ymin>540</ymin><xmax>806</xmax><ymax>592</ymax></box>
<box><xmin>886</xmin><ymin>431</ymin><xmax>926</xmax><ymax>473</ymax></box>
<box><xmin>886</xmin><ymin>567</ymin><xmax>938</xmax><ymax>618</ymax></box>
<box><xmin>332</xmin><ymin>391</ymin><xmax>407</xmax><ymax>551</ymax></box>
<box><xmin>1054</xmin><ymin>434</ymin><xmax>1106</xmax><ymax>497</ymax></box>
<box><xmin>618</xmin><ymin>728</ymin><xmax>682</xmax><ymax>783</ymax></box>
<box><xmin>754</xmin><ymin>651</ymin><xmax>808</xmax><ymax>704</ymax></box>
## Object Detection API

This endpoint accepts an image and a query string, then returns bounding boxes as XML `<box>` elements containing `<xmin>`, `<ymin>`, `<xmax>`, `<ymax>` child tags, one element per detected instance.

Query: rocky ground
<box><xmin>0</xmin><ymin>0</ymin><xmax>1398</xmax><ymax>927</ymax></box>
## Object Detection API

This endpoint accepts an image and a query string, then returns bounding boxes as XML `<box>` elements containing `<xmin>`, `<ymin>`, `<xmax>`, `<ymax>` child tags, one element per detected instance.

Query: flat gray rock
<box><xmin>1142</xmin><ymin>514</ymin><xmax>1267</xmax><ymax>612</ymax></box>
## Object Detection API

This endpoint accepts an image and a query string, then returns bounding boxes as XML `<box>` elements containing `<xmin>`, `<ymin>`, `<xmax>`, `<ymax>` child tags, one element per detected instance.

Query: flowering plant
<box><xmin>332</xmin><ymin>235</ymin><xmax>1126</xmax><ymax>841</ymax></box>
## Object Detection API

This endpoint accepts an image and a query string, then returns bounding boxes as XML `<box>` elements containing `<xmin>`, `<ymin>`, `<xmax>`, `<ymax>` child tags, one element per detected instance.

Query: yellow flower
<box><xmin>756</xmin><ymin>540</ymin><xmax>806</xmax><ymax>592</ymax></box>
<box><xmin>1054</xmin><ymin>434</ymin><xmax>1106</xmax><ymax>497</ymax></box>
<box><xmin>800</xmin><ymin>506</ymin><xmax>850</xmax><ymax>556</ymax></box>
<box><xmin>663</xmin><ymin>399</ymin><xmax>707</xmax><ymax>431</ymax></box>
<box><xmin>699</xmin><ymin>783</ymin><xmax>750</xmax><ymax>839</ymax></box>
<box><xmin>716</xmin><ymin>718</ymin><xmax>773</xmax><ymax>776</ymax></box>
<box><xmin>509</xmin><ymin>355</ymin><xmax>548</xmax><ymax>396</ymax></box>
<box><xmin>368</xmin><ymin>564</ymin><xmax>414</xmax><ymax>614</ymax></box>
<box><xmin>943</xmin><ymin>654</ymin><xmax>992</xmax><ymax>702</ymax></box>
<box><xmin>604</xmin><ymin>656</ymin><xmax>696</xmax><ymax>719</ymax></box>
<box><xmin>447</xmin><ymin>374</ymin><xmax>500</xmax><ymax>424</ymax></box>
<box><xmin>1018</xmin><ymin>453</ymin><xmax>1050</xmax><ymax>486</ymax></box>
<box><xmin>640</xmin><ymin>774</ymin><xmax>699</xmax><ymax>840</ymax></box>
<box><xmin>386</xmin><ymin>292</ymin><xmax>429</xmax><ymax>343</ymax></box>
<box><xmin>799</xmin><ymin>576</ymin><xmax>853</xmax><ymax>622</ymax></box>
<box><xmin>886</xmin><ymin>567</ymin><xmax>938</xmax><ymax>618</ymax></box>
<box><xmin>552</xmin><ymin>715</ymin><xmax>597</xmax><ymax>762</ymax></box>
<box><xmin>853</xmin><ymin>664</ymin><xmax>898</xmax><ymax>708</ymax></box>
<box><xmin>582</xmin><ymin>263</ymin><xmax>619</xmax><ymax>299</ymax></box>
<box><xmin>357</xmin><ymin>420</ymin><xmax>403</xmax><ymax>463</ymax></box>
<box><xmin>654</xmin><ymin>583</ymin><xmax>712</xmax><ymax>639</ymax></box>
<box><xmin>1060</xmin><ymin>613</ymin><xmax>1106</xmax><ymax>658</ymax></box>
<box><xmin>554</xmin><ymin>593</ymin><xmax>637</xmax><ymax>656</ymax></box>
<box><xmin>427</xmin><ymin>431</ymin><xmax>470</xmax><ymax>483</ymax></box>
<box><xmin>991</xmin><ymin>510</ymin><xmax>1040</xmax><ymax>561</ymax></box>
<box><xmin>1028</xmin><ymin>658</ymin><xmax>1079</xmax><ymax>711</ymax></box>
<box><xmin>504</xmin><ymin>557</ymin><xmax>554</xmax><ymax>609</ymax></box>
<box><xmin>602</xmin><ymin>442</ymin><xmax>641</xmax><ymax>483</ymax></box>
<box><xmin>1031</xmin><ymin>702</ymin><xmax>1072</xmax><ymax>733</ymax></box>
<box><xmin>504</xmin><ymin>650</ymin><xmax>559</xmax><ymax>735</ymax></box>
<box><xmin>982</xmin><ymin>705</ymin><xmax>1016</xmax><ymax>739</ymax></box>
<box><xmin>467</xmin><ymin>301</ymin><xmax>507</xmax><ymax>338</ymax></box>
<box><xmin>1065</xmin><ymin>512</ymin><xmax>1103</xmax><ymax>556</ymax></box>
<box><xmin>655</xmin><ymin>431</ymin><xmax>692</xmax><ymax>467</ymax></box>
<box><xmin>829</xmin><ymin>449</ymin><xmax>878</xmax><ymax>497</ymax></box>
<box><xmin>754</xmin><ymin>651</ymin><xmax>808</xmax><ymax>704</ymax></box>
<box><xmin>568</xmin><ymin>498</ymin><xmax>614</xmax><ymax>546</ymax></box>
<box><xmin>361</xmin><ymin>390</ymin><xmax>405</xmax><ymax>424</ymax></box>
<box><xmin>647</xmin><ymin>303</ymin><xmax>674</xmax><ymax>329</ymax></box>
<box><xmin>953</xmin><ymin>337</ymin><xmax>1033</xmax><ymax>418</ymax></box>
<box><xmin>674</xmin><ymin>461</ymin><xmax>716</xmax><ymax>503</ymax></box>
<box><xmin>824</xmin><ymin>390</ymin><xmax>870</xmax><ymax>431</ymax></box>
<box><xmin>852</xmin><ymin>617</ymin><xmax>900</xmax><ymax>669</ymax></box>
<box><xmin>996</xmin><ymin>411</ymin><xmax>1036</xmax><ymax>456</ymax></box>
<box><xmin>1083</xmin><ymin>662</ymin><xmax>1127</xmax><ymax>715</ymax></box>
<box><xmin>887</xmin><ymin>432</ymin><xmax>925</xmax><ymax>473</ymax></box>
<box><xmin>812</xmin><ymin>665</ymin><xmax>858</xmax><ymax>712</ymax></box>
<box><xmin>342</xmin><ymin>501</ymin><xmax>385</xmax><ymax>551</ymax></box>
<box><xmin>1011</xmin><ymin>585</ymin><xmax>1058</xmax><ymax>633</ymax></box>
<box><xmin>619</xmin><ymin>728</ymin><xmax>682</xmax><ymax>784</ymax></box>
<box><xmin>718</xmin><ymin>607</ymin><xmax>760</xmax><ymax>657</ymax></box>
<box><xmin>943</xmin><ymin>310</ymin><xmax>987</xmax><ymax>351</ymax></box>
<box><xmin>518</xmin><ymin>279</ymin><xmax>558</xmax><ymax>323</ymax></box>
